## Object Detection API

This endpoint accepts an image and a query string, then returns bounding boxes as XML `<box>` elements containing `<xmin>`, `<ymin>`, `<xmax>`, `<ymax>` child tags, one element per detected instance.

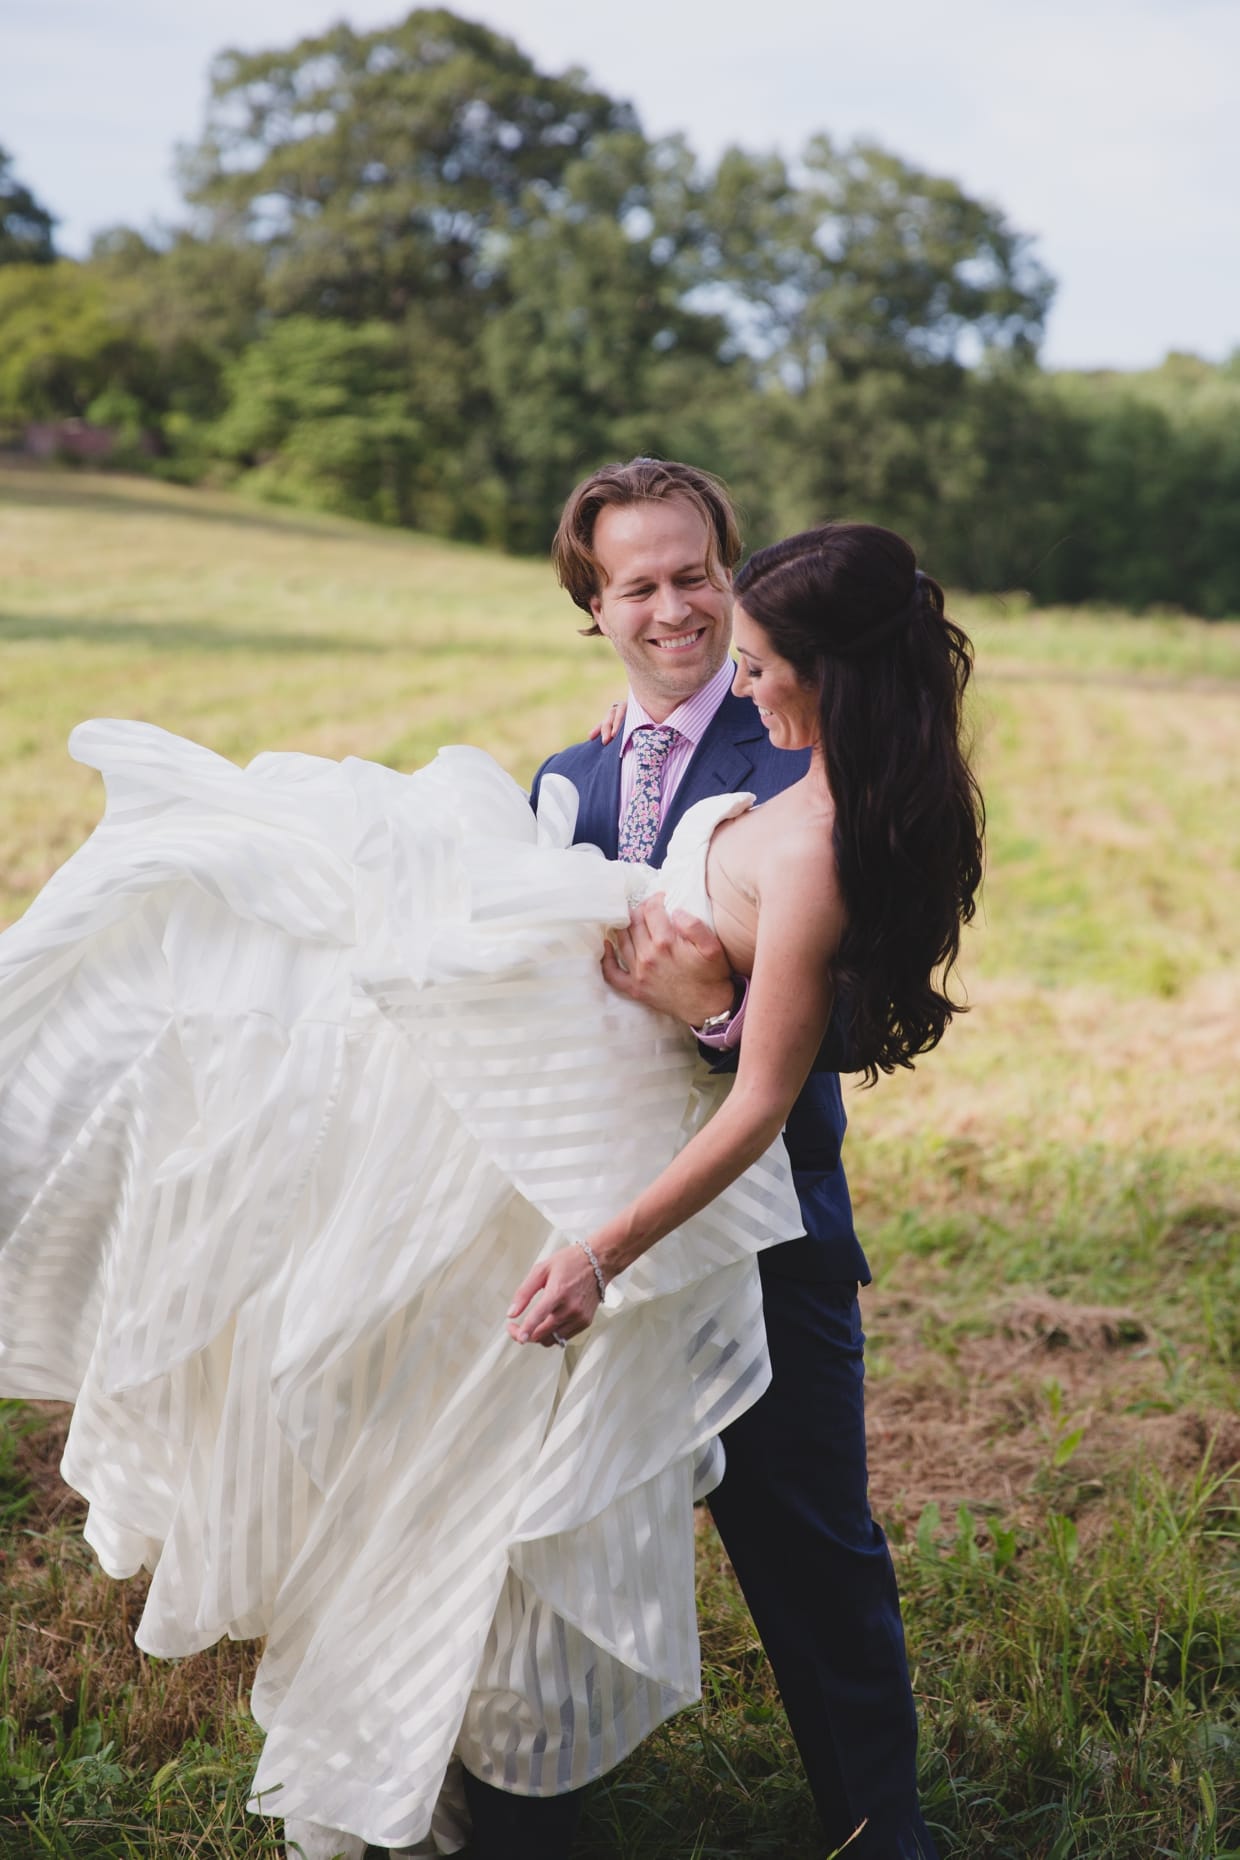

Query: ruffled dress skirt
<box><xmin>0</xmin><ymin>723</ymin><xmax>801</xmax><ymax>1851</ymax></box>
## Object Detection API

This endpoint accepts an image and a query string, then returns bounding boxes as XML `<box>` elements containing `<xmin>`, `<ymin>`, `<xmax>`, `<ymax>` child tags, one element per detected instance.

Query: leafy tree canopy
<box><xmin>703</xmin><ymin>137</ymin><xmax>1053</xmax><ymax>384</ymax></box>
<box><xmin>0</xmin><ymin>146</ymin><xmax>56</xmax><ymax>266</ymax></box>
<box><xmin>179</xmin><ymin>7</ymin><xmax>637</xmax><ymax>320</ymax></box>
<box><xmin>0</xmin><ymin>264</ymin><xmax>162</xmax><ymax>426</ymax></box>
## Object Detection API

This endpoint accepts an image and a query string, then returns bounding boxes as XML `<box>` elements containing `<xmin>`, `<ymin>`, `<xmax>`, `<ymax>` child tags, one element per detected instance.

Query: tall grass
<box><xmin>1</xmin><ymin>468</ymin><xmax>1237</xmax><ymax>1857</ymax></box>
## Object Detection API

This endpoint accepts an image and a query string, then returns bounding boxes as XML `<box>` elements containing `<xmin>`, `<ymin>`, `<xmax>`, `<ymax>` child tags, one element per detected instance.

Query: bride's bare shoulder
<box><xmin>721</xmin><ymin>782</ymin><xmax>840</xmax><ymax>917</ymax></box>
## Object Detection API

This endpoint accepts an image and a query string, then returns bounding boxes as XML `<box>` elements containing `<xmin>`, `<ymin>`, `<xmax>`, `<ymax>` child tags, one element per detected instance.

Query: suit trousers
<box><xmin>460</xmin><ymin>1766</ymin><xmax>582</xmax><ymax>1859</ymax></box>
<box><xmin>707</xmin><ymin>1269</ymin><xmax>938</xmax><ymax>1859</ymax></box>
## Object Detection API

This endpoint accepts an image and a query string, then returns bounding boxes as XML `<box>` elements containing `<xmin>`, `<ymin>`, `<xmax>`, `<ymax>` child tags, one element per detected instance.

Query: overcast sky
<box><xmin>2</xmin><ymin>0</ymin><xmax>1236</xmax><ymax>371</ymax></box>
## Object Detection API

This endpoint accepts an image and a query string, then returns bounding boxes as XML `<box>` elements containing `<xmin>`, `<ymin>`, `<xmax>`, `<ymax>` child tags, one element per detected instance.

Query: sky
<box><xmin>2</xmin><ymin>0</ymin><xmax>1237</xmax><ymax>373</ymax></box>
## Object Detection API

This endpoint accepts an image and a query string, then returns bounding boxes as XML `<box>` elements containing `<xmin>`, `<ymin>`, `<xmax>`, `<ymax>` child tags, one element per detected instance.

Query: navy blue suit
<box><xmin>464</xmin><ymin>692</ymin><xmax>936</xmax><ymax>1860</ymax></box>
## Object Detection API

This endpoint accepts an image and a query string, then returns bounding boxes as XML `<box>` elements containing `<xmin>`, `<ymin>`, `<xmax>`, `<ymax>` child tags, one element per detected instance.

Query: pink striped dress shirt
<box><xmin>617</xmin><ymin>659</ymin><xmax>736</xmax><ymax>825</ymax></box>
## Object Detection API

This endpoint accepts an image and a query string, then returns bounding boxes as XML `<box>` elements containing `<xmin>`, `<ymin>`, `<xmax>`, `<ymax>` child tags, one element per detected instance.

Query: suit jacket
<box><xmin>532</xmin><ymin>689</ymin><xmax>869</xmax><ymax>1285</ymax></box>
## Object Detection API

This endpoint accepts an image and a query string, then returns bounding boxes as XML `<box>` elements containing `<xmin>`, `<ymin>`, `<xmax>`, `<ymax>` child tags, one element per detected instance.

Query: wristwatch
<box><xmin>693</xmin><ymin>978</ymin><xmax>745</xmax><ymax>1037</ymax></box>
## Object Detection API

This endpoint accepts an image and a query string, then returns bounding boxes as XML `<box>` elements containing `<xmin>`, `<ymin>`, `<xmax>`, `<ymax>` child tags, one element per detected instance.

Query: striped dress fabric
<box><xmin>0</xmin><ymin>722</ymin><xmax>799</xmax><ymax>1854</ymax></box>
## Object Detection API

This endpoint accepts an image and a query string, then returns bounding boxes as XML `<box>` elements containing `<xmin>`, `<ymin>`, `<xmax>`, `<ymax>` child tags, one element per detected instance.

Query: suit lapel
<box><xmin>650</xmin><ymin>692</ymin><xmax>766</xmax><ymax>867</ymax></box>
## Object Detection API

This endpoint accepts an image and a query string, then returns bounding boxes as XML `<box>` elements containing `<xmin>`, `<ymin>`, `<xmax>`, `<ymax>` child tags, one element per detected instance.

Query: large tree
<box><xmin>480</xmin><ymin>133</ymin><xmax>732</xmax><ymax>549</ymax></box>
<box><xmin>0</xmin><ymin>146</ymin><xmax>56</xmax><ymax>265</ymax></box>
<box><xmin>179</xmin><ymin>8</ymin><xmax>637</xmax><ymax>323</ymax></box>
<box><xmin>702</xmin><ymin>137</ymin><xmax>1053</xmax><ymax>386</ymax></box>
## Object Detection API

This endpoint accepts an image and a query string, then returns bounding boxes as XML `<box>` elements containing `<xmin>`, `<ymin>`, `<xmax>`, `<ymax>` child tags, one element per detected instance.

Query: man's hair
<box><xmin>553</xmin><ymin>457</ymin><xmax>742</xmax><ymax>635</ymax></box>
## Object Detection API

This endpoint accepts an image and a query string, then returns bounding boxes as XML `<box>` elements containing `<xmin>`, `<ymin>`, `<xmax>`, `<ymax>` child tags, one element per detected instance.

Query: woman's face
<box><xmin>731</xmin><ymin>605</ymin><xmax>821</xmax><ymax>751</ymax></box>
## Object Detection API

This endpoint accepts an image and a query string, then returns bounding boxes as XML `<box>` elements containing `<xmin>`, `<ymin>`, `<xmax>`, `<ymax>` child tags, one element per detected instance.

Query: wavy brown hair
<box><xmin>734</xmin><ymin>522</ymin><xmax>985</xmax><ymax>1080</ymax></box>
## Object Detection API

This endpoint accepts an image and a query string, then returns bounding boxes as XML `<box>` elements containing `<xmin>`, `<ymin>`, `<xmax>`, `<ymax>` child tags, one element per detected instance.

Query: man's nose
<box><xmin>650</xmin><ymin>582</ymin><xmax>693</xmax><ymax>626</ymax></box>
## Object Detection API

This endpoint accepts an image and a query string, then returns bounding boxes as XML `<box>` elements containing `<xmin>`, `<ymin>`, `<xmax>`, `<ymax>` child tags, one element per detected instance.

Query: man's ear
<box><xmin>589</xmin><ymin>594</ymin><xmax>607</xmax><ymax>635</ymax></box>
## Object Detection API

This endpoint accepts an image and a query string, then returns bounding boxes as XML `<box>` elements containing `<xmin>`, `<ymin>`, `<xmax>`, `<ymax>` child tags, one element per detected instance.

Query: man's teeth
<box><xmin>650</xmin><ymin>632</ymin><xmax>703</xmax><ymax>652</ymax></box>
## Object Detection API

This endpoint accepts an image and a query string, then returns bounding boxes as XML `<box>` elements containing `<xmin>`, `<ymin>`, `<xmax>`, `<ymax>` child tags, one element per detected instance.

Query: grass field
<box><xmin>1</xmin><ymin>467</ymin><xmax>1238</xmax><ymax>1859</ymax></box>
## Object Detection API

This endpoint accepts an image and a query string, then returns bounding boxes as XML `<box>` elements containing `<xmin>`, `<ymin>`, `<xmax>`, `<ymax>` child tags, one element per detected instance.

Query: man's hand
<box><xmin>602</xmin><ymin>895</ymin><xmax>737</xmax><ymax>1027</ymax></box>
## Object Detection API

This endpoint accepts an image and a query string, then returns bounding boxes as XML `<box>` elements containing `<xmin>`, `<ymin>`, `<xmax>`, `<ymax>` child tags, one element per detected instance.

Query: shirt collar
<box><xmin>621</xmin><ymin>658</ymin><xmax>735</xmax><ymax>754</ymax></box>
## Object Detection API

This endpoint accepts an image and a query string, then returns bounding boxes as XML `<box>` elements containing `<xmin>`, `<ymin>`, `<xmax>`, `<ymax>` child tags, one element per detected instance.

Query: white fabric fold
<box><xmin>0</xmin><ymin>721</ymin><xmax>801</xmax><ymax>1852</ymax></box>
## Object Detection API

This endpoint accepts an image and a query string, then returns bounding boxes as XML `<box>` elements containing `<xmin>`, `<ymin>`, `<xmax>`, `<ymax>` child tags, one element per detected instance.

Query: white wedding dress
<box><xmin>0</xmin><ymin>722</ymin><xmax>802</xmax><ymax>1853</ymax></box>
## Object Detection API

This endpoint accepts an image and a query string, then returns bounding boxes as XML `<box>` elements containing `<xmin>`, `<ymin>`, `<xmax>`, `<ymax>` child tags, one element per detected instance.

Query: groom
<box><xmin>460</xmin><ymin>459</ymin><xmax>939</xmax><ymax>1860</ymax></box>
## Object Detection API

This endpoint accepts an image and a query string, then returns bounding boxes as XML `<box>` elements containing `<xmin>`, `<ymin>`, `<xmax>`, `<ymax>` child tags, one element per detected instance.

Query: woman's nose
<box><xmin>731</xmin><ymin>659</ymin><xmax>748</xmax><ymax>695</ymax></box>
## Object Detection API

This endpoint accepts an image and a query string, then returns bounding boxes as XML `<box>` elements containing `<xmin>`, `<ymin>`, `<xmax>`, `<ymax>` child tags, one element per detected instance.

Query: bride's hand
<box><xmin>507</xmin><ymin>1244</ymin><xmax>604</xmax><ymax>1348</ymax></box>
<box><xmin>589</xmin><ymin>700</ymin><xmax>625</xmax><ymax>746</ymax></box>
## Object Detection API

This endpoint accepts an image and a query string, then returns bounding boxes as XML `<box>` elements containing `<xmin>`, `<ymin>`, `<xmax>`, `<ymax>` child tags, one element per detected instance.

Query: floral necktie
<box><xmin>618</xmin><ymin>726</ymin><xmax>678</xmax><ymax>863</ymax></box>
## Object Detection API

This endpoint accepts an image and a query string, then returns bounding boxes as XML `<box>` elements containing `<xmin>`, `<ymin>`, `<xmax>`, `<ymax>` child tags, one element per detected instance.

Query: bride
<box><xmin>0</xmin><ymin>521</ymin><xmax>982</xmax><ymax>1858</ymax></box>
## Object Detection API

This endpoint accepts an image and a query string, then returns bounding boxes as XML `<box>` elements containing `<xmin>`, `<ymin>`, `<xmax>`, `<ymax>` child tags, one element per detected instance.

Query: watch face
<box><xmin>697</xmin><ymin>980</ymin><xmax>744</xmax><ymax>1038</ymax></box>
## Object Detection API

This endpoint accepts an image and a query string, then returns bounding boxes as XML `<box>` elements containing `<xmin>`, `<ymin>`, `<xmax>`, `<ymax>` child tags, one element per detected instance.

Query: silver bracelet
<box><xmin>572</xmin><ymin>1237</ymin><xmax>607</xmax><ymax>1303</ymax></box>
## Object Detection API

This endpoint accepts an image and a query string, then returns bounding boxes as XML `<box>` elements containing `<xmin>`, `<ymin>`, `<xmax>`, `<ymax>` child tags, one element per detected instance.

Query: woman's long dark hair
<box><xmin>734</xmin><ymin>522</ymin><xmax>985</xmax><ymax>1080</ymax></box>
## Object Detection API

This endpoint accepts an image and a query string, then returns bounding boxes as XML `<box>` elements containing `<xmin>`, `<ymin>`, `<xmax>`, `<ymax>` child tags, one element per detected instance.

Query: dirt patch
<box><xmin>864</xmin><ymin>1290</ymin><xmax>1239</xmax><ymax>1534</ymax></box>
<box><xmin>999</xmin><ymin>1294</ymin><xmax>1148</xmax><ymax>1352</ymax></box>
<box><xmin>7</xmin><ymin>1400</ymin><xmax>78</xmax><ymax>1530</ymax></box>
<box><xmin>3</xmin><ymin>1403</ymin><xmax>262</xmax><ymax>1763</ymax></box>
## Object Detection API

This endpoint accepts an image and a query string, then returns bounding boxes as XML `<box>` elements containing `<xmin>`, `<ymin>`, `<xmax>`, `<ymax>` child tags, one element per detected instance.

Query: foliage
<box><xmin>0</xmin><ymin>265</ymin><xmax>167</xmax><ymax>436</ymax></box>
<box><xmin>702</xmin><ymin>137</ymin><xmax>1053</xmax><ymax>386</ymax></box>
<box><xmin>178</xmin><ymin>8</ymin><xmax>636</xmax><ymax>326</ymax></box>
<box><xmin>85</xmin><ymin>228</ymin><xmax>266</xmax><ymax>428</ymax></box>
<box><xmin>1041</xmin><ymin>365</ymin><xmax>1240</xmax><ymax>616</ymax></box>
<box><xmin>764</xmin><ymin>359</ymin><xmax>1240</xmax><ymax>615</ymax></box>
<box><xmin>479</xmin><ymin>134</ymin><xmax>732</xmax><ymax>550</ymax></box>
<box><xmin>0</xmin><ymin>147</ymin><xmax>56</xmax><ymax>267</ymax></box>
<box><xmin>209</xmin><ymin>316</ymin><xmax>426</xmax><ymax>522</ymax></box>
<box><xmin>0</xmin><ymin>7</ymin><xmax>1238</xmax><ymax>611</ymax></box>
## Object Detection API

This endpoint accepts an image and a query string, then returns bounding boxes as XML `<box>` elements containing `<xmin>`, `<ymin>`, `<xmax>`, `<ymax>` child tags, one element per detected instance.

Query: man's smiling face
<box><xmin>588</xmin><ymin>497</ymin><xmax>733</xmax><ymax>719</ymax></box>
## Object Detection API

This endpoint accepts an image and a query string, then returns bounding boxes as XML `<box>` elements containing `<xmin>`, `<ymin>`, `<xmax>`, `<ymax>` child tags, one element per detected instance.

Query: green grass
<box><xmin>1</xmin><ymin>466</ymin><xmax>1238</xmax><ymax>1858</ymax></box>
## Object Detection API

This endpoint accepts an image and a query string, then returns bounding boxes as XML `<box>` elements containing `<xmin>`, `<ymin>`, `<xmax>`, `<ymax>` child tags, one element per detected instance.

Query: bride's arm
<box><xmin>507</xmin><ymin>854</ymin><xmax>842</xmax><ymax>1345</ymax></box>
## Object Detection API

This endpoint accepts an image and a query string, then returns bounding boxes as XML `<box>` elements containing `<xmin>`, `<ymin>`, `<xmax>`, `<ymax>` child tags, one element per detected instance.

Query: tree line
<box><xmin>2</xmin><ymin>7</ymin><xmax>1238</xmax><ymax>615</ymax></box>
